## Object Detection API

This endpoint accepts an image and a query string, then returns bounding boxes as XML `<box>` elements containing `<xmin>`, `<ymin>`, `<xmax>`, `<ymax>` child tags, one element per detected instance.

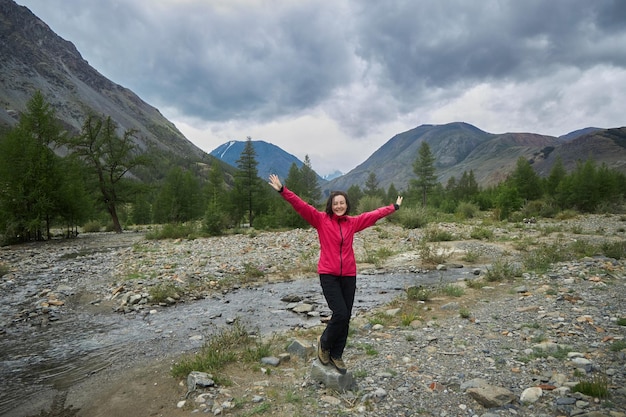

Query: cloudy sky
<box><xmin>16</xmin><ymin>0</ymin><xmax>626</xmax><ymax>176</ymax></box>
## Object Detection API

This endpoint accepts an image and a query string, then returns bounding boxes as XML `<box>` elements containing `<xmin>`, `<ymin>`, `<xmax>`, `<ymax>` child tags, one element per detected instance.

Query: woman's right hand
<box><xmin>268</xmin><ymin>174</ymin><xmax>283</xmax><ymax>191</ymax></box>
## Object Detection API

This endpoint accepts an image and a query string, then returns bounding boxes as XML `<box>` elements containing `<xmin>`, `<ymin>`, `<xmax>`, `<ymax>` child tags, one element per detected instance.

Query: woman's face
<box><xmin>332</xmin><ymin>195</ymin><xmax>348</xmax><ymax>216</ymax></box>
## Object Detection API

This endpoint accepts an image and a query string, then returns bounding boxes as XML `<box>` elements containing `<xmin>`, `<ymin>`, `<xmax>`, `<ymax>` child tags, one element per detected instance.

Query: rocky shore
<box><xmin>0</xmin><ymin>214</ymin><xmax>625</xmax><ymax>417</ymax></box>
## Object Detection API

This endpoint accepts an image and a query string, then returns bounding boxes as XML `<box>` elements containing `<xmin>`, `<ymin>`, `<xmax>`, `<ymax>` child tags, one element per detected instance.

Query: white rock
<box><xmin>520</xmin><ymin>387</ymin><xmax>542</xmax><ymax>403</ymax></box>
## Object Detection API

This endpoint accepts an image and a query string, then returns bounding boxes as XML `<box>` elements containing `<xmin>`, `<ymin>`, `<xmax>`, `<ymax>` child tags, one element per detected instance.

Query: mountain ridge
<box><xmin>209</xmin><ymin>140</ymin><xmax>326</xmax><ymax>184</ymax></box>
<box><xmin>2</xmin><ymin>0</ymin><xmax>624</xmax><ymax>196</ymax></box>
<box><xmin>0</xmin><ymin>0</ymin><xmax>211</xmax><ymax>167</ymax></box>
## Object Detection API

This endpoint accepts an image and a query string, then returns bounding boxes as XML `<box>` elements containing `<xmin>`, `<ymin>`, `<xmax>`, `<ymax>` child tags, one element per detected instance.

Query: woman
<box><xmin>268</xmin><ymin>174</ymin><xmax>402</xmax><ymax>374</ymax></box>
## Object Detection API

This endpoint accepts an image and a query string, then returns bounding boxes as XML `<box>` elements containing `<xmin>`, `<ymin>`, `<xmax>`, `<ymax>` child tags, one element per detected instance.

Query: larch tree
<box><xmin>65</xmin><ymin>113</ymin><xmax>149</xmax><ymax>233</ymax></box>
<box><xmin>0</xmin><ymin>91</ymin><xmax>68</xmax><ymax>241</ymax></box>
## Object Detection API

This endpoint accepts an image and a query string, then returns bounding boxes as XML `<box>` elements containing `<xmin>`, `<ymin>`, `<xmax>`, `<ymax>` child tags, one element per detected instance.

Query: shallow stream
<box><xmin>0</xmin><ymin>238</ymin><xmax>473</xmax><ymax>416</ymax></box>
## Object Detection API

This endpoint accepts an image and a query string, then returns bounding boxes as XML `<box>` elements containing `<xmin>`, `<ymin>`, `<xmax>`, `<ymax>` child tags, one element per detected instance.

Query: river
<box><xmin>0</xmin><ymin>234</ymin><xmax>474</xmax><ymax>416</ymax></box>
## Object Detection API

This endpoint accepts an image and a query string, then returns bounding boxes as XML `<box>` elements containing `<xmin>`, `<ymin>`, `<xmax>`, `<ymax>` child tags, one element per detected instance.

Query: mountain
<box><xmin>324</xmin><ymin>123</ymin><xmax>626</xmax><ymax>193</ymax></box>
<box><xmin>558</xmin><ymin>127</ymin><xmax>603</xmax><ymax>142</ymax></box>
<box><xmin>0</xmin><ymin>0</ymin><xmax>216</xmax><ymax>176</ymax></box>
<box><xmin>534</xmin><ymin>127</ymin><xmax>626</xmax><ymax>176</ymax></box>
<box><xmin>209</xmin><ymin>140</ymin><xmax>326</xmax><ymax>183</ymax></box>
<box><xmin>3</xmin><ymin>1</ymin><xmax>623</xmax><ymax>196</ymax></box>
<box><xmin>323</xmin><ymin>170</ymin><xmax>343</xmax><ymax>181</ymax></box>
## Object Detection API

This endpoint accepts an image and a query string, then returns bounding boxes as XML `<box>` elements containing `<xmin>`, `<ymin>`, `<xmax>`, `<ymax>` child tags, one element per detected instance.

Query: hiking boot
<box><xmin>330</xmin><ymin>356</ymin><xmax>347</xmax><ymax>374</ymax></box>
<box><xmin>317</xmin><ymin>336</ymin><xmax>330</xmax><ymax>365</ymax></box>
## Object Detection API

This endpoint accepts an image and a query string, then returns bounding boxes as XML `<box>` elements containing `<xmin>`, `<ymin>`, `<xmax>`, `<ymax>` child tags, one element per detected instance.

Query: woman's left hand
<box><xmin>396</xmin><ymin>196</ymin><xmax>403</xmax><ymax>206</ymax></box>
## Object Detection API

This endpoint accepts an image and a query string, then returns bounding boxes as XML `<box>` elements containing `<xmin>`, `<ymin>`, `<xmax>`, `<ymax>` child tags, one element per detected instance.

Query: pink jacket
<box><xmin>279</xmin><ymin>186</ymin><xmax>398</xmax><ymax>276</ymax></box>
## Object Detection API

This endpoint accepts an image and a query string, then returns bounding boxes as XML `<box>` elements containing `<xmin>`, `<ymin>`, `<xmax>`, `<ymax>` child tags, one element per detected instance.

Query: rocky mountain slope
<box><xmin>0</xmin><ymin>0</ymin><xmax>210</xmax><ymax>166</ymax></box>
<box><xmin>325</xmin><ymin>123</ymin><xmax>626</xmax><ymax>192</ymax></box>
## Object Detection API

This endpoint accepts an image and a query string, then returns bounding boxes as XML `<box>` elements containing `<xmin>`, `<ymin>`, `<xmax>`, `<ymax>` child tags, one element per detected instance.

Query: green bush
<box><xmin>573</xmin><ymin>374</ymin><xmax>609</xmax><ymax>398</ymax></box>
<box><xmin>358</xmin><ymin>195</ymin><xmax>384</xmax><ymax>213</ymax></box>
<box><xmin>171</xmin><ymin>321</ymin><xmax>264</xmax><ymax>382</ymax></box>
<box><xmin>555</xmin><ymin>209</ymin><xmax>579</xmax><ymax>220</ymax></box>
<box><xmin>203</xmin><ymin>209</ymin><xmax>228</xmax><ymax>236</ymax></box>
<box><xmin>82</xmin><ymin>220</ymin><xmax>102</xmax><ymax>233</ymax></box>
<box><xmin>149</xmin><ymin>283</ymin><xmax>180</xmax><ymax>303</ymax></box>
<box><xmin>485</xmin><ymin>259</ymin><xmax>519</xmax><ymax>282</ymax></box>
<box><xmin>522</xmin><ymin>243</ymin><xmax>568</xmax><ymax>272</ymax></box>
<box><xmin>407</xmin><ymin>285</ymin><xmax>432</xmax><ymax>301</ymax></box>
<box><xmin>396</xmin><ymin>207</ymin><xmax>430</xmax><ymax>229</ymax></box>
<box><xmin>439</xmin><ymin>284</ymin><xmax>464</xmax><ymax>297</ymax></box>
<box><xmin>601</xmin><ymin>240</ymin><xmax>626</xmax><ymax>260</ymax></box>
<box><xmin>145</xmin><ymin>222</ymin><xmax>199</xmax><ymax>240</ymax></box>
<box><xmin>456</xmin><ymin>202</ymin><xmax>479</xmax><ymax>219</ymax></box>
<box><xmin>0</xmin><ymin>262</ymin><xmax>9</xmax><ymax>277</ymax></box>
<box><xmin>470</xmin><ymin>227</ymin><xmax>493</xmax><ymax>240</ymax></box>
<box><xmin>425</xmin><ymin>226</ymin><xmax>455</xmax><ymax>242</ymax></box>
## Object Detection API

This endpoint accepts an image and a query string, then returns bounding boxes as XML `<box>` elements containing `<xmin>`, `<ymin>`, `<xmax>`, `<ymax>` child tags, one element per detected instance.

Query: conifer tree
<box><xmin>0</xmin><ymin>91</ymin><xmax>68</xmax><ymax>241</ymax></box>
<box><xmin>300</xmin><ymin>155</ymin><xmax>322</xmax><ymax>204</ymax></box>
<box><xmin>232</xmin><ymin>137</ymin><xmax>264</xmax><ymax>226</ymax></box>
<box><xmin>412</xmin><ymin>142</ymin><xmax>437</xmax><ymax>206</ymax></box>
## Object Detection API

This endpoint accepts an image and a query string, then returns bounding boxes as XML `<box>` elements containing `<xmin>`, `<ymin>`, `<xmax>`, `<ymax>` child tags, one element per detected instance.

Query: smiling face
<box><xmin>332</xmin><ymin>194</ymin><xmax>348</xmax><ymax>216</ymax></box>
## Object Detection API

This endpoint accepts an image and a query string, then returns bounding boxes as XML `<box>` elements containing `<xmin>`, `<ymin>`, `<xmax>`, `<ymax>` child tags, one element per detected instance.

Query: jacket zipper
<box><xmin>338</xmin><ymin>219</ymin><xmax>344</xmax><ymax>276</ymax></box>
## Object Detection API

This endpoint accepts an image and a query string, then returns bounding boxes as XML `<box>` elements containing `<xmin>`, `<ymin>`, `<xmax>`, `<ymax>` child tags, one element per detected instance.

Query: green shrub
<box><xmin>145</xmin><ymin>222</ymin><xmax>199</xmax><ymax>240</ymax></box>
<box><xmin>203</xmin><ymin>209</ymin><xmax>228</xmax><ymax>236</ymax></box>
<box><xmin>470</xmin><ymin>227</ymin><xmax>493</xmax><ymax>240</ymax></box>
<box><xmin>522</xmin><ymin>243</ymin><xmax>567</xmax><ymax>272</ymax></box>
<box><xmin>439</xmin><ymin>284</ymin><xmax>464</xmax><ymax>297</ymax></box>
<box><xmin>455</xmin><ymin>202</ymin><xmax>479</xmax><ymax>219</ymax></box>
<box><xmin>358</xmin><ymin>195</ymin><xmax>384</xmax><ymax>214</ymax></box>
<box><xmin>171</xmin><ymin>320</ymin><xmax>260</xmax><ymax>382</ymax></box>
<box><xmin>601</xmin><ymin>241</ymin><xmax>626</xmax><ymax>259</ymax></box>
<box><xmin>149</xmin><ymin>283</ymin><xmax>180</xmax><ymax>303</ymax></box>
<box><xmin>361</xmin><ymin>246</ymin><xmax>394</xmax><ymax>267</ymax></box>
<box><xmin>396</xmin><ymin>207</ymin><xmax>430</xmax><ymax>229</ymax></box>
<box><xmin>243</xmin><ymin>263</ymin><xmax>265</xmax><ymax>280</ymax></box>
<box><xmin>555</xmin><ymin>209</ymin><xmax>579</xmax><ymax>220</ymax></box>
<box><xmin>407</xmin><ymin>285</ymin><xmax>432</xmax><ymax>301</ymax></box>
<box><xmin>610</xmin><ymin>340</ymin><xmax>626</xmax><ymax>352</ymax></box>
<box><xmin>0</xmin><ymin>262</ymin><xmax>9</xmax><ymax>277</ymax></box>
<box><xmin>573</xmin><ymin>373</ymin><xmax>610</xmax><ymax>398</ymax></box>
<box><xmin>82</xmin><ymin>220</ymin><xmax>102</xmax><ymax>233</ymax></box>
<box><xmin>425</xmin><ymin>226</ymin><xmax>455</xmax><ymax>242</ymax></box>
<box><xmin>485</xmin><ymin>259</ymin><xmax>519</xmax><ymax>282</ymax></box>
<box><xmin>416</xmin><ymin>239</ymin><xmax>451</xmax><ymax>266</ymax></box>
<box><xmin>465</xmin><ymin>279</ymin><xmax>485</xmax><ymax>289</ymax></box>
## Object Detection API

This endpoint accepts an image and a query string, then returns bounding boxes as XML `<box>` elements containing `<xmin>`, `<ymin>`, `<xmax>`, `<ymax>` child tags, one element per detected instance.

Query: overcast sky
<box><xmin>15</xmin><ymin>0</ymin><xmax>626</xmax><ymax>176</ymax></box>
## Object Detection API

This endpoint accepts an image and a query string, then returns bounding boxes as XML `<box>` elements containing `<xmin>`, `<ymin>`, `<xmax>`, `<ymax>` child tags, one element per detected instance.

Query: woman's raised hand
<box><xmin>268</xmin><ymin>174</ymin><xmax>283</xmax><ymax>191</ymax></box>
<box><xmin>396</xmin><ymin>196</ymin><xmax>403</xmax><ymax>206</ymax></box>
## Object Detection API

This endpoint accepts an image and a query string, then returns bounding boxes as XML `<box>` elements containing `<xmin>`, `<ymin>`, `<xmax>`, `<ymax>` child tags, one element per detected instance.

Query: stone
<box><xmin>187</xmin><ymin>371</ymin><xmax>215</xmax><ymax>393</ymax></box>
<box><xmin>292</xmin><ymin>303</ymin><xmax>314</xmax><ymax>313</ymax></box>
<box><xmin>286</xmin><ymin>339</ymin><xmax>314</xmax><ymax>360</ymax></box>
<box><xmin>310</xmin><ymin>360</ymin><xmax>353</xmax><ymax>391</ymax></box>
<box><xmin>520</xmin><ymin>387</ymin><xmax>542</xmax><ymax>403</ymax></box>
<box><xmin>260</xmin><ymin>356</ymin><xmax>280</xmax><ymax>366</ymax></box>
<box><xmin>466</xmin><ymin>384</ymin><xmax>515</xmax><ymax>408</ymax></box>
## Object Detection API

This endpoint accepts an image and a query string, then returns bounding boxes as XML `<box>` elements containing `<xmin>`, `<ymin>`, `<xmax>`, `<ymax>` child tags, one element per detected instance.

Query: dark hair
<box><xmin>325</xmin><ymin>191</ymin><xmax>351</xmax><ymax>216</ymax></box>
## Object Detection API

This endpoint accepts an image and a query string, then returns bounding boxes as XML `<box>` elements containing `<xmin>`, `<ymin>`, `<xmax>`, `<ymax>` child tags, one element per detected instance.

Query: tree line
<box><xmin>1</xmin><ymin>92</ymin><xmax>624</xmax><ymax>244</ymax></box>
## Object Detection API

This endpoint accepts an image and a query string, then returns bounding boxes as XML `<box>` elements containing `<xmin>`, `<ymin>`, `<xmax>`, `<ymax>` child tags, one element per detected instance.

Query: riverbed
<box><xmin>0</xmin><ymin>231</ymin><xmax>472</xmax><ymax>416</ymax></box>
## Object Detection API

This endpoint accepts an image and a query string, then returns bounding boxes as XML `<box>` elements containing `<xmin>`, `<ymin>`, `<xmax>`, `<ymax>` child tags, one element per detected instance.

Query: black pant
<box><xmin>319</xmin><ymin>274</ymin><xmax>356</xmax><ymax>359</ymax></box>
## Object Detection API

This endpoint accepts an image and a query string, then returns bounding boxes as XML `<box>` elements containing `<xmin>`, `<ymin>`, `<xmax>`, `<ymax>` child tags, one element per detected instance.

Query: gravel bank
<box><xmin>1</xmin><ymin>214</ymin><xmax>625</xmax><ymax>417</ymax></box>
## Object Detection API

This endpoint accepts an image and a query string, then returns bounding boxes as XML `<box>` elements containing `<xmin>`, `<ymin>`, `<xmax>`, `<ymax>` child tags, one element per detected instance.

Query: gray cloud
<box><xmin>15</xmin><ymin>0</ymin><xmax>626</xmax><ymax>142</ymax></box>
